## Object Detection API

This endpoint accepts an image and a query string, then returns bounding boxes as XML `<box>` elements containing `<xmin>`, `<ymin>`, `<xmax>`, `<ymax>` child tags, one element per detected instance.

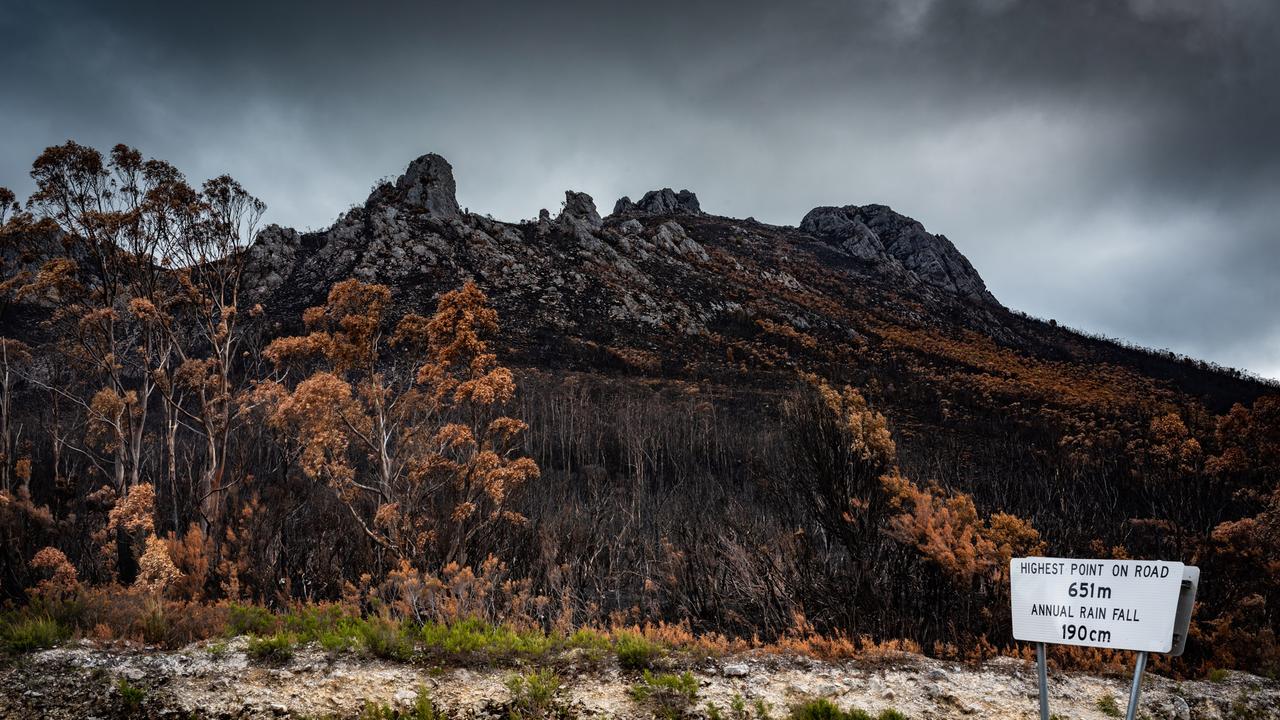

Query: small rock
<box><xmin>1170</xmin><ymin>696</ymin><xmax>1191</xmax><ymax>720</ymax></box>
<box><xmin>923</xmin><ymin>683</ymin><xmax>953</xmax><ymax>701</ymax></box>
<box><xmin>723</xmin><ymin>663</ymin><xmax>750</xmax><ymax>678</ymax></box>
<box><xmin>927</xmin><ymin>668</ymin><xmax>947</xmax><ymax>681</ymax></box>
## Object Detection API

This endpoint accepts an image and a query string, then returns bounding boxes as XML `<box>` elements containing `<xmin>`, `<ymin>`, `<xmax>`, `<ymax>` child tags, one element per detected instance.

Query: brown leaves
<box><xmin>261</xmin><ymin>278</ymin><xmax>539</xmax><ymax>568</ymax></box>
<box><xmin>805</xmin><ymin>373</ymin><xmax>896</xmax><ymax>467</ymax></box>
<box><xmin>883</xmin><ymin>473</ymin><xmax>1043</xmax><ymax>587</ymax></box>
<box><xmin>426</xmin><ymin>282</ymin><xmax>497</xmax><ymax>369</ymax></box>
<box><xmin>268</xmin><ymin>371</ymin><xmax>364</xmax><ymax>491</ymax></box>
<box><xmin>135</xmin><ymin>534</ymin><xmax>183</xmax><ymax>595</ymax></box>
<box><xmin>107</xmin><ymin>482</ymin><xmax>156</xmax><ymax>537</ymax></box>
<box><xmin>29</xmin><ymin>546</ymin><xmax>80</xmax><ymax>601</ymax></box>
<box><xmin>87</xmin><ymin>387</ymin><xmax>128</xmax><ymax>450</ymax></box>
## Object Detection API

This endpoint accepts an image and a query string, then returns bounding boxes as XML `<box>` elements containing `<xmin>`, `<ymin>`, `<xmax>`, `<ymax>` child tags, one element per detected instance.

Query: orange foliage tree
<box><xmin>257</xmin><ymin>279</ymin><xmax>538</xmax><ymax>572</ymax></box>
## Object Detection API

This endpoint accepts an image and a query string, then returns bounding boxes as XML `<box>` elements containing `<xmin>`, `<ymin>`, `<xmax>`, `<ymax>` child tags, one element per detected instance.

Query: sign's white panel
<box><xmin>1010</xmin><ymin>557</ymin><xmax>1184</xmax><ymax>653</ymax></box>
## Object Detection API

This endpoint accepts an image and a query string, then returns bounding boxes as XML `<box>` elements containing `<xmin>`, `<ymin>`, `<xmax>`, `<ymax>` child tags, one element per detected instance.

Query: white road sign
<box><xmin>1011</xmin><ymin>557</ymin><xmax>1185</xmax><ymax>653</ymax></box>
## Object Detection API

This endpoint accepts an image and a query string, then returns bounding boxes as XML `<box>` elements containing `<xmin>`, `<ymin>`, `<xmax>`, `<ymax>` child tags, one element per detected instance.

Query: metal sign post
<box><xmin>1011</xmin><ymin>558</ymin><xmax>1199</xmax><ymax>720</ymax></box>
<box><xmin>1036</xmin><ymin>642</ymin><xmax>1049</xmax><ymax>720</ymax></box>
<box><xmin>1124</xmin><ymin>651</ymin><xmax>1148</xmax><ymax>720</ymax></box>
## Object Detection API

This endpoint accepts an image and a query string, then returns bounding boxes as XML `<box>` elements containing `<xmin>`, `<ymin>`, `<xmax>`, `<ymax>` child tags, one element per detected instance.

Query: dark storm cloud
<box><xmin>2</xmin><ymin>0</ymin><xmax>1278</xmax><ymax>379</ymax></box>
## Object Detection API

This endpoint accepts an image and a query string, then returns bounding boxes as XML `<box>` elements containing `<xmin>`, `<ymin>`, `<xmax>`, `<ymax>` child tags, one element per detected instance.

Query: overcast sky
<box><xmin>2</xmin><ymin>0</ymin><xmax>1278</xmax><ymax>380</ymax></box>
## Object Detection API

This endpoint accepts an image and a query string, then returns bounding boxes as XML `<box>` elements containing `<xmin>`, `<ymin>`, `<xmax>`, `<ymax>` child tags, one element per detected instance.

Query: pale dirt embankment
<box><xmin>1</xmin><ymin>638</ymin><xmax>1276</xmax><ymax>719</ymax></box>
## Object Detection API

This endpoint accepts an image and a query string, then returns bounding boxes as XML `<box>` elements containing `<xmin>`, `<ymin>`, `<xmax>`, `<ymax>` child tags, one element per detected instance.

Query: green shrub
<box><xmin>283</xmin><ymin>604</ymin><xmax>358</xmax><ymax>639</ymax></box>
<box><xmin>117</xmin><ymin>678</ymin><xmax>145</xmax><ymax>710</ymax></box>
<box><xmin>139</xmin><ymin>605</ymin><xmax>170</xmax><ymax>645</ymax></box>
<box><xmin>629</xmin><ymin>670</ymin><xmax>698</xmax><ymax>719</ymax></box>
<box><xmin>359</xmin><ymin>700</ymin><xmax>398</xmax><ymax>720</ymax></box>
<box><xmin>506</xmin><ymin>669</ymin><xmax>563</xmax><ymax>718</ymax></box>
<box><xmin>788</xmin><ymin>699</ymin><xmax>851</xmax><ymax>720</ymax></box>
<box><xmin>616</xmin><ymin>631</ymin><xmax>662</xmax><ymax>670</ymax></box>
<box><xmin>754</xmin><ymin>698</ymin><xmax>774</xmax><ymax>720</ymax></box>
<box><xmin>568</xmin><ymin>627</ymin><xmax>610</xmax><ymax>648</ymax></box>
<box><xmin>709</xmin><ymin>697</ymin><xmax>753</xmax><ymax>720</ymax></box>
<box><xmin>1096</xmin><ymin>693</ymin><xmax>1122</xmax><ymax>718</ymax></box>
<box><xmin>408</xmin><ymin>686</ymin><xmax>445</xmax><ymax>720</ymax></box>
<box><xmin>317</xmin><ymin>619</ymin><xmax>361</xmax><ymax>653</ymax></box>
<box><xmin>357</xmin><ymin>687</ymin><xmax>444</xmax><ymax>720</ymax></box>
<box><xmin>418</xmin><ymin>618</ymin><xmax>552</xmax><ymax>661</ymax></box>
<box><xmin>246</xmin><ymin>632</ymin><xmax>296</xmax><ymax>663</ymax></box>
<box><xmin>787</xmin><ymin>700</ymin><xmax>901</xmax><ymax>720</ymax></box>
<box><xmin>207</xmin><ymin>640</ymin><xmax>229</xmax><ymax>658</ymax></box>
<box><xmin>1209</xmin><ymin>668</ymin><xmax>1229</xmax><ymax>683</ymax></box>
<box><xmin>1</xmin><ymin>615</ymin><xmax>70</xmax><ymax>652</ymax></box>
<box><xmin>359</xmin><ymin>617</ymin><xmax>415</xmax><ymax>661</ymax></box>
<box><xmin>227</xmin><ymin>604</ymin><xmax>277</xmax><ymax>637</ymax></box>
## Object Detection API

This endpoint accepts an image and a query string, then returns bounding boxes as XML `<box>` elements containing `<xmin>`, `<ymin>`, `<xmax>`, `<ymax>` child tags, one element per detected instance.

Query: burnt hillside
<box><xmin>2</xmin><ymin>146</ymin><xmax>1277</xmax><ymax>675</ymax></box>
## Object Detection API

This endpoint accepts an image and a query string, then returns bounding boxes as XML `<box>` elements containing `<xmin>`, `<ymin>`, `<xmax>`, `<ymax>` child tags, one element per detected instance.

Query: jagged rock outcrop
<box><xmin>613</xmin><ymin>188</ymin><xmax>701</xmax><ymax>216</ymax></box>
<box><xmin>242</xmin><ymin>224</ymin><xmax>302</xmax><ymax>298</ymax></box>
<box><xmin>237</xmin><ymin>150</ymin><xmax>1011</xmax><ymax>356</ymax></box>
<box><xmin>394</xmin><ymin>153</ymin><xmax>460</xmax><ymax>218</ymax></box>
<box><xmin>559</xmin><ymin>191</ymin><xmax>603</xmax><ymax>230</ymax></box>
<box><xmin>801</xmin><ymin>204</ymin><xmax>998</xmax><ymax>305</ymax></box>
<box><xmin>797</xmin><ymin>207</ymin><xmax>886</xmax><ymax>262</ymax></box>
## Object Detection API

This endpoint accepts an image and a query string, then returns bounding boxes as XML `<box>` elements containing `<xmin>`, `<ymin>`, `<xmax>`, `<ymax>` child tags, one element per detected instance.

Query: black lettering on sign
<box><xmin>1112</xmin><ymin>607</ymin><xmax>1141</xmax><ymax>622</ymax></box>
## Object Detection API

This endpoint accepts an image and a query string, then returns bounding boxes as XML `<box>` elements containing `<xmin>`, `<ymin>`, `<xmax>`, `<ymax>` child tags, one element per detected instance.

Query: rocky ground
<box><xmin>1</xmin><ymin>639</ymin><xmax>1276</xmax><ymax>719</ymax></box>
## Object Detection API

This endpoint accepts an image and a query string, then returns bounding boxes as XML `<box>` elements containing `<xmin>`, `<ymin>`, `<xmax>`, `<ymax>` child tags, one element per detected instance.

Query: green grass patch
<box><xmin>787</xmin><ymin>700</ymin><xmax>906</xmax><ymax>720</ymax></box>
<box><xmin>567</xmin><ymin>627</ymin><xmax>612</xmax><ymax>656</ymax></box>
<box><xmin>283</xmin><ymin>604</ymin><xmax>359</xmax><ymax>639</ymax></box>
<box><xmin>246</xmin><ymin>632</ymin><xmax>296</xmax><ymax>663</ymax></box>
<box><xmin>418</xmin><ymin>618</ymin><xmax>553</xmax><ymax>661</ymax></box>
<box><xmin>116</xmin><ymin>678</ymin><xmax>145</xmax><ymax>710</ymax></box>
<box><xmin>1</xmin><ymin>614</ymin><xmax>71</xmax><ymax>652</ymax></box>
<box><xmin>629</xmin><ymin>670</ymin><xmax>698</xmax><ymax>719</ymax></box>
<box><xmin>506</xmin><ymin>669</ymin><xmax>564</xmax><ymax>719</ymax></box>
<box><xmin>227</xmin><ymin>603</ymin><xmax>277</xmax><ymax>637</ymax></box>
<box><xmin>358</xmin><ymin>617</ymin><xmax>416</xmax><ymax>661</ymax></box>
<box><xmin>616</xmin><ymin>630</ymin><xmax>663</xmax><ymax>670</ymax></box>
<box><xmin>1096</xmin><ymin>692</ymin><xmax>1122</xmax><ymax>718</ymax></box>
<box><xmin>316</xmin><ymin>618</ymin><xmax>362</xmax><ymax>653</ymax></box>
<box><xmin>706</xmin><ymin>694</ymin><xmax>756</xmax><ymax>720</ymax></box>
<box><xmin>357</xmin><ymin>686</ymin><xmax>445</xmax><ymax>719</ymax></box>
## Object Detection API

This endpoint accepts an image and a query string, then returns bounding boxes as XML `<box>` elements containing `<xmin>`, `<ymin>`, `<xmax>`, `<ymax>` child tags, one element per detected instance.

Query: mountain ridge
<box><xmin>240</xmin><ymin>152</ymin><xmax>1271</xmax><ymax>412</ymax></box>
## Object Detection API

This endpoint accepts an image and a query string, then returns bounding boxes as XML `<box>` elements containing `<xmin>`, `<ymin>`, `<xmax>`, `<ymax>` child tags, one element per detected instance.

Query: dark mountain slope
<box><xmin>242</xmin><ymin>153</ymin><xmax>1270</xmax><ymax>416</ymax></box>
<box><xmin>4</xmin><ymin>148</ymin><xmax>1278</xmax><ymax>668</ymax></box>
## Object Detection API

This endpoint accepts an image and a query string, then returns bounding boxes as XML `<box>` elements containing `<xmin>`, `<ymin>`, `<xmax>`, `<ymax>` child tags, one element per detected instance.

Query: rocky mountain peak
<box><xmin>559</xmin><ymin>191</ymin><xmax>603</xmax><ymax>230</ymax></box>
<box><xmin>613</xmin><ymin>188</ymin><xmax>702</xmax><ymax>216</ymax></box>
<box><xmin>393</xmin><ymin>153</ymin><xmax>461</xmax><ymax>218</ymax></box>
<box><xmin>801</xmin><ymin>204</ymin><xmax>998</xmax><ymax>306</ymax></box>
<box><xmin>239</xmin><ymin>152</ymin><xmax>1004</xmax><ymax>324</ymax></box>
